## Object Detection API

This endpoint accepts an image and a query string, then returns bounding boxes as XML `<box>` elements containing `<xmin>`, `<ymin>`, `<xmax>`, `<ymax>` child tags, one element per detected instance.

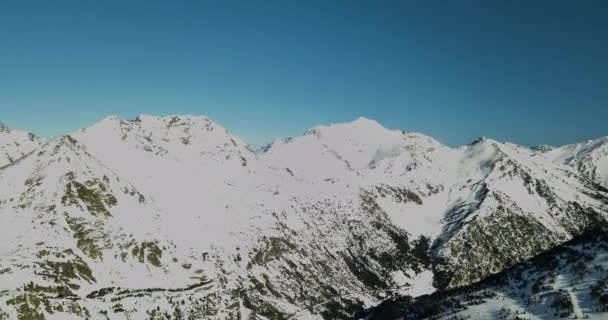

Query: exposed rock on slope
<box><xmin>362</xmin><ymin>228</ymin><xmax>608</xmax><ymax>320</ymax></box>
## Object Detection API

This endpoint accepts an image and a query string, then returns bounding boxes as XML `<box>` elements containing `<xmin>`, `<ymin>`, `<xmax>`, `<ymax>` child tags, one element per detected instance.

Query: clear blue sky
<box><xmin>1</xmin><ymin>0</ymin><xmax>607</xmax><ymax>147</ymax></box>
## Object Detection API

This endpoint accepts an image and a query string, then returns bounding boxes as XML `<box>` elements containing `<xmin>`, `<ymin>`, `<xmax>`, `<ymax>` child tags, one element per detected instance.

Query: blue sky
<box><xmin>1</xmin><ymin>0</ymin><xmax>607</xmax><ymax>147</ymax></box>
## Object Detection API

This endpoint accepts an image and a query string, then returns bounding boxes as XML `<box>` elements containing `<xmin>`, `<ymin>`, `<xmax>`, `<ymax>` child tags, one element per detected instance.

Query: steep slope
<box><xmin>263</xmin><ymin>122</ymin><xmax>608</xmax><ymax>290</ymax></box>
<box><xmin>73</xmin><ymin>115</ymin><xmax>262</xmax><ymax>250</ymax></box>
<box><xmin>0</xmin><ymin>122</ymin><xmax>45</xmax><ymax>168</ymax></box>
<box><xmin>546</xmin><ymin>137</ymin><xmax>608</xmax><ymax>189</ymax></box>
<box><xmin>0</xmin><ymin>135</ymin><xmax>188</xmax><ymax>319</ymax></box>
<box><xmin>262</xmin><ymin>117</ymin><xmax>448</xmax><ymax>186</ymax></box>
<box><xmin>430</xmin><ymin>138</ymin><xmax>608</xmax><ymax>289</ymax></box>
<box><xmin>260</xmin><ymin>118</ymin><xmax>453</xmax><ymax>237</ymax></box>
<box><xmin>360</xmin><ymin>228</ymin><xmax>608</xmax><ymax>320</ymax></box>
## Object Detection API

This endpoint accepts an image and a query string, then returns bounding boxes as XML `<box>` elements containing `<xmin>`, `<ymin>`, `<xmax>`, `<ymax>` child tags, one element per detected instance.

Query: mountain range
<box><xmin>0</xmin><ymin>115</ymin><xmax>607</xmax><ymax>320</ymax></box>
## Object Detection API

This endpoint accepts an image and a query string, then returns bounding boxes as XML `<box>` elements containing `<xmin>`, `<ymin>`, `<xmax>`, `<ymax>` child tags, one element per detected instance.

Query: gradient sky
<box><xmin>1</xmin><ymin>0</ymin><xmax>607</xmax><ymax>147</ymax></box>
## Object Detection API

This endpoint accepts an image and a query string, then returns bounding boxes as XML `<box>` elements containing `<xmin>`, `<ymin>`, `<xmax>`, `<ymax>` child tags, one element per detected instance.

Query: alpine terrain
<box><xmin>360</xmin><ymin>228</ymin><xmax>608</xmax><ymax>320</ymax></box>
<box><xmin>0</xmin><ymin>115</ymin><xmax>607</xmax><ymax>320</ymax></box>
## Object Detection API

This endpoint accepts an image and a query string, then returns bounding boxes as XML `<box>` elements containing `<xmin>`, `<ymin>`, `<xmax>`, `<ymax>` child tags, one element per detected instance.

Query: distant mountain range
<box><xmin>0</xmin><ymin>115</ymin><xmax>607</xmax><ymax>320</ymax></box>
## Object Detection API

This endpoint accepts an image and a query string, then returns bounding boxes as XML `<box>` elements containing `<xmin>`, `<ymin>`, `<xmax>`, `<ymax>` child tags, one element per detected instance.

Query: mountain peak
<box><xmin>280</xmin><ymin>117</ymin><xmax>447</xmax><ymax>171</ymax></box>
<box><xmin>83</xmin><ymin>114</ymin><xmax>223</xmax><ymax>137</ymax></box>
<box><xmin>304</xmin><ymin>117</ymin><xmax>388</xmax><ymax>137</ymax></box>
<box><xmin>56</xmin><ymin>134</ymin><xmax>83</xmax><ymax>147</ymax></box>
<box><xmin>100</xmin><ymin>115</ymin><xmax>121</xmax><ymax>122</ymax></box>
<box><xmin>531</xmin><ymin>144</ymin><xmax>554</xmax><ymax>152</ymax></box>
<box><xmin>134</xmin><ymin>114</ymin><xmax>210</xmax><ymax>124</ymax></box>
<box><xmin>468</xmin><ymin>136</ymin><xmax>489</xmax><ymax>145</ymax></box>
<box><xmin>0</xmin><ymin>122</ymin><xmax>11</xmax><ymax>133</ymax></box>
<box><xmin>351</xmin><ymin>116</ymin><xmax>381</xmax><ymax>126</ymax></box>
<box><xmin>95</xmin><ymin>114</ymin><xmax>214</xmax><ymax>127</ymax></box>
<box><xmin>74</xmin><ymin>114</ymin><xmax>255</xmax><ymax>180</ymax></box>
<box><xmin>42</xmin><ymin>135</ymin><xmax>93</xmax><ymax>159</ymax></box>
<box><xmin>0</xmin><ymin>124</ymin><xmax>45</xmax><ymax>167</ymax></box>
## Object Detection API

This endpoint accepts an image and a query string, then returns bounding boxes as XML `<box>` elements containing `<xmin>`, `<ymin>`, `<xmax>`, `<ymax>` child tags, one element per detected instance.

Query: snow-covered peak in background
<box><xmin>78</xmin><ymin>114</ymin><xmax>253</xmax><ymax>157</ymax></box>
<box><xmin>531</xmin><ymin>144</ymin><xmax>554</xmax><ymax>152</ymax></box>
<box><xmin>304</xmin><ymin>116</ymin><xmax>384</xmax><ymax>137</ymax></box>
<box><xmin>546</xmin><ymin>136</ymin><xmax>608</xmax><ymax>188</ymax></box>
<box><xmin>262</xmin><ymin>117</ymin><xmax>447</xmax><ymax>188</ymax></box>
<box><xmin>0</xmin><ymin>122</ymin><xmax>45</xmax><ymax>167</ymax></box>
<box><xmin>0</xmin><ymin>122</ymin><xmax>10</xmax><ymax>133</ymax></box>
<box><xmin>75</xmin><ymin>114</ymin><xmax>256</xmax><ymax>178</ymax></box>
<box><xmin>301</xmin><ymin>116</ymin><xmax>429</xmax><ymax>169</ymax></box>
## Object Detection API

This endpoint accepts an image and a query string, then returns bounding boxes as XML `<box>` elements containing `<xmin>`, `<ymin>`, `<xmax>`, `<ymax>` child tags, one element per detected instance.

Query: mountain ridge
<box><xmin>1</xmin><ymin>115</ymin><xmax>607</xmax><ymax>320</ymax></box>
<box><xmin>8</xmin><ymin>115</ymin><xmax>608</xmax><ymax>153</ymax></box>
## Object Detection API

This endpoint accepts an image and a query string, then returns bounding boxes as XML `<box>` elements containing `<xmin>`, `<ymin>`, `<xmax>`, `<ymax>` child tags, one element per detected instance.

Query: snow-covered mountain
<box><xmin>546</xmin><ymin>137</ymin><xmax>608</xmax><ymax>189</ymax></box>
<box><xmin>0</xmin><ymin>122</ymin><xmax>45</xmax><ymax>168</ymax></box>
<box><xmin>361</xmin><ymin>228</ymin><xmax>608</xmax><ymax>320</ymax></box>
<box><xmin>0</xmin><ymin>115</ymin><xmax>607</xmax><ymax>320</ymax></box>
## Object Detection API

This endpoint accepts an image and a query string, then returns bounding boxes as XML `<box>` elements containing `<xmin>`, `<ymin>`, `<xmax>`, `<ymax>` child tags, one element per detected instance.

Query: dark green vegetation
<box><xmin>35</xmin><ymin>248</ymin><xmax>95</xmax><ymax>286</ymax></box>
<box><xmin>62</xmin><ymin>174</ymin><xmax>117</xmax><ymax>218</ymax></box>
<box><xmin>220</xmin><ymin>190</ymin><xmax>437</xmax><ymax>320</ymax></box>
<box><xmin>130</xmin><ymin>241</ymin><xmax>163</xmax><ymax>267</ymax></box>
<box><xmin>433</xmin><ymin>205</ymin><xmax>563</xmax><ymax>289</ymax></box>
<box><xmin>364</xmin><ymin>184</ymin><xmax>423</xmax><ymax>205</ymax></box>
<box><xmin>6</xmin><ymin>280</ymin><xmax>91</xmax><ymax>320</ymax></box>
<box><xmin>249</xmin><ymin>237</ymin><xmax>296</xmax><ymax>266</ymax></box>
<box><xmin>361</xmin><ymin>229</ymin><xmax>608</xmax><ymax>320</ymax></box>
<box><xmin>433</xmin><ymin>183</ymin><xmax>608</xmax><ymax>290</ymax></box>
<box><xmin>65</xmin><ymin>216</ymin><xmax>109</xmax><ymax>260</ymax></box>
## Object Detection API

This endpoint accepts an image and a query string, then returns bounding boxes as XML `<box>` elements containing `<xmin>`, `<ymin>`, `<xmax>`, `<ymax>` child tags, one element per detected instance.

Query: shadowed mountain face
<box><xmin>362</xmin><ymin>228</ymin><xmax>608</xmax><ymax>320</ymax></box>
<box><xmin>0</xmin><ymin>115</ymin><xmax>607</xmax><ymax>320</ymax></box>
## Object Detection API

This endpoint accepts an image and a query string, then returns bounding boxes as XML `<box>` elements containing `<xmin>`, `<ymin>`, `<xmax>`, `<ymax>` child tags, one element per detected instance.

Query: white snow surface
<box><xmin>0</xmin><ymin>122</ymin><xmax>45</xmax><ymax>167</ymax></box>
